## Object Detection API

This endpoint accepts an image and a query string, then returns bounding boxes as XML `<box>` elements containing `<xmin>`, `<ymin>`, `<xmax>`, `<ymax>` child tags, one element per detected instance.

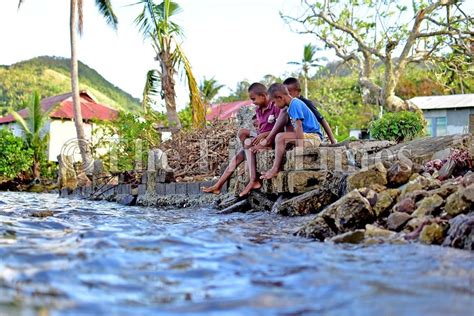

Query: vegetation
<box><xmin>136</xmin><ymin>0</ymin><xmax>206</xmax><ymax>129</ymax></box>
<box><xmin>283</xmin><ymin>0</ymin><xmax>472</xmax><ymax>111</ymax></box>
<box><xmin>92</xmin><ymin>111</ymin><xmax>162</xmax><ymax>172</ymax></box>
<box><xmin>10</xmin><ymin>92</ymin><xmax>54</xmax><ymax>179</ymax></box>
<box><xmin>0</xmin><ymin>56</ymin><xmax>141</xmax><ymax>116</ymax></box>
<box><xmin>200</xmin><ymin>77</ymin><xmax>224</xmax><ymax>105</ymax></box>
<box><xmin>0</xmin><ymin>129</ymin><xmax>33</xmax><ymax>180</ymax></box>
<box><xmin>370</xmin><ymin>111</ymin><xmax>426</xmax><ymax>142</ymax></box>
<box><xmin>288</xmin><ymin>44</ymin><xmax>325</xmax><ymax>98</ymax></box>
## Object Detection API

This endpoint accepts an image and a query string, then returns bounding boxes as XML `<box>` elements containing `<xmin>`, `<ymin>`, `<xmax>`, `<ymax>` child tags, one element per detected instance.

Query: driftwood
<box><xmin>159</xmin><ymin>120</ymin><xmax>237</xmax><ymax>180</ymax></box>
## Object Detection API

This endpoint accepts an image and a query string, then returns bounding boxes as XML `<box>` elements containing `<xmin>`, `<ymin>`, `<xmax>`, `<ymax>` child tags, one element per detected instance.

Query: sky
<box><xmin>0</xmin><ymin>0</ymin><xmax>324</xmax><ymax>109</ymax></box>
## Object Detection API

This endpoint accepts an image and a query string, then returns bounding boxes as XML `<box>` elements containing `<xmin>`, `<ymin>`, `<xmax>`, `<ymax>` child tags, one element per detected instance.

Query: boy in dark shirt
<box><xmin>283</xmin><ymin>77</ymin><xmax>337</xmax><ymax>144</ymax></box>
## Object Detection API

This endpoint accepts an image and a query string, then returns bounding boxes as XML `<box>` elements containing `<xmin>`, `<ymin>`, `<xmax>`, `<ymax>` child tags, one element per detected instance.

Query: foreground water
<box><xmin>0</xmin><ymin>192</ymin><xmax>473</xmax><ymax>315</ymax></box>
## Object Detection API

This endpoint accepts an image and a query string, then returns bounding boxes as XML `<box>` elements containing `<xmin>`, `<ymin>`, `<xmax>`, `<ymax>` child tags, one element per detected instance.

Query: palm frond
<box><xmin>95</xmin><ymin>0</ymin><xmax>118</xmax><ymax>29</ymax></box>
<box><xmin>10</xmin><ymin>107</ymin><xmax>31</xmax><ymax>136</ymax></box>
<box><xmin>175</xmin><ymin>44</ymin><xmax>206</xmax><ymax>128</ymax></box>
<box><xmin>17</xmin><ymin>0</ymin><xmax>25</xmax><ymax>9</ymax></box>
<box><xmin>142</xmin><ymin>69</ymin><xmax>161</xmax><ymax>111</ymax></box>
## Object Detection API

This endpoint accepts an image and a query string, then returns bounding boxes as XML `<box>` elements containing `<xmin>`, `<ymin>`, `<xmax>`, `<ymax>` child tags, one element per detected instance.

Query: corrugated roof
<box><xmin>409</xmin><ymin>94</ymin><xmax>474</xmax><ymax>110</ymax></box>
<box><xmin>0</xmin><ymin>91</ymin><xmax>118</xmax><ymax>124</ymax></box>
<box><xmin>206</xmin><ymin>100</ymin><xmax>253</xmax><ymax>120</ymax></box>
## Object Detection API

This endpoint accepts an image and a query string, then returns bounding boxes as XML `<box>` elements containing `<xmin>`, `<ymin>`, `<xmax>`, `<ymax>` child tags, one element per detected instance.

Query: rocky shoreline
<box><xmin>57</xmin><ymin>134</ymin><xmax>474</xmax><ymax>252</ymax></box>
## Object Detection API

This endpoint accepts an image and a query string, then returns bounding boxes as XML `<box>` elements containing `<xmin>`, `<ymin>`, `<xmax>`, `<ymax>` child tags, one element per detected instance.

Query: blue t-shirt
<box><xmin>288</xmin><ymin>98</ymin><xmax>322</xmax><ymax>137</ymax></box>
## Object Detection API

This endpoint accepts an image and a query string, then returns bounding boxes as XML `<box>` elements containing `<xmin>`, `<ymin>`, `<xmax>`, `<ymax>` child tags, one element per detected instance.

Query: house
<box><xmin>206</xmin><ymin>100</ymin><xmax>253</xmax><ymax>121</ymax></box>
<box><xmin>409</xmin><ymin>94</ymin><xmax>474</xmax><ymax>137</ymax></box>
<box><xmin>0</xmin><ymin>91</ymin><xmax>118</xmax><ymax>162</ymax></box>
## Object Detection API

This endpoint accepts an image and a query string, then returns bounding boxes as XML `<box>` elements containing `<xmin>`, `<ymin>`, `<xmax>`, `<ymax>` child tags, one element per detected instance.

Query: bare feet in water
<box><xmin>260</xmin><ymin>168</ymin><xmax>279</xmax><ymax>180</ymax></box>
<box><xmin>201</xmin><ymin>185</ymin><xmax>221</xmax><ymax>194</ymax></box>
<box><xmin>239</xmin><ymin>180</ymin><xmax>261</xmax><ymax>197</ymax></box>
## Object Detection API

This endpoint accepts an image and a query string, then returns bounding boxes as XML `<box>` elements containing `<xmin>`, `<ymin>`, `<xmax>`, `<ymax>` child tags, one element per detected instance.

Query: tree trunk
<box><xmin>382</xmin><ymin>61</ymin><xmax>409</xmax><ymax>112</ymax></box>
<box><xmin>160</xmin><ymin>51</ymin><xmax>181</xmax><ymax>129</ymax></box>
<box><xmin>304</xmin><ymin>71</ymin><xmax>308</xmax><ymax>98</ymax></box>
<box><xmin>70</xmin><ymin>0</ymin><xmax>92</xmax><ymax>174</ymax></box>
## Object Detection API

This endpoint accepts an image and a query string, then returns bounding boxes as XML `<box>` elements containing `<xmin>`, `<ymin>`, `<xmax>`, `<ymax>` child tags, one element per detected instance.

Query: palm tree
<box><xmin>136</xmin><ymin>0</ymin><xmax>206</xmax><ymax>129</ymax></box>
<box><xmin>18</xmin><ymin>0</ymin><xmax>118</xmax><ymax>174</ymax></box>
<box><xmin>288</xmin><ymin>44</ymin><xmax>326</xmax><ymax>98</ymax></box>
<box><xmin>200</xmin><ymin>77</ymin><xmax>224</xmax><ymax>105</ymax></box>
<box><xmin>10</xmin><ymin>92</ymin><xmax>55</xmax><ymax>179</ymax></box>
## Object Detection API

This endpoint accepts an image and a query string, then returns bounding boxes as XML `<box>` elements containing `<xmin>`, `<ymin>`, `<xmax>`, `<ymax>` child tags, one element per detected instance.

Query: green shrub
<box><xmin>370</xmin><ymin>111</ymin><xmax>426</xmax><ymax>142</ymax></box>
<box><xmin>0</xmin><ymin>128</ymin><xmax>33</xmax><ymax>179</ymax></box>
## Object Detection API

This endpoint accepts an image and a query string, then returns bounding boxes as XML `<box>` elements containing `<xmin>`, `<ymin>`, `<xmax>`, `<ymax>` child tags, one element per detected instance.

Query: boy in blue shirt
<box><xmin>261</xmin><ymin>83</ymin><xmax>322</xmax><ymax>180</ymax></box>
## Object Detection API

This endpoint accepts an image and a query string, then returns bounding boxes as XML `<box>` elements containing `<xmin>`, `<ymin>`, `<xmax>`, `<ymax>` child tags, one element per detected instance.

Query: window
<box><xmin>426</xmin><ymin>116</ymin><xmax>447</xmax><ymax>136</ymax></box>
<box><xmin>436</xmin><ymin>117</ymin><xmax>447</xmax><ymax>136</ymax></box>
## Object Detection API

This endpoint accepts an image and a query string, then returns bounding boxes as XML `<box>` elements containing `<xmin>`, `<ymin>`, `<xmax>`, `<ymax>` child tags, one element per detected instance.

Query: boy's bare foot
<box><xmin>260</xmin><ymin>168</ymin><xmax>279</xmax><ymax>180</ymax></box>
<box><xmin>201</xmin><ymin>185</ymin><xmax>221</xmax><ymax>194</ymax></box>
<box><xmin>239</xmin><ymin>180</ymin><xmax>262</xmax><ymax>197</ymax></box>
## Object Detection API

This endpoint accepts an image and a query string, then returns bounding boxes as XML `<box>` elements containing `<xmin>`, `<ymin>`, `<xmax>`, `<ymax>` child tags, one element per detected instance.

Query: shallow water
<box><xmin>0</xmin><ymin>192</ymin><xmax>473</xmax><ymax>315</ymax></box>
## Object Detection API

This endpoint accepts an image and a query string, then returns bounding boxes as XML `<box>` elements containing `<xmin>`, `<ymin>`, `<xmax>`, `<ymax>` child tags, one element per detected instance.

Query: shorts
<box><xmin>303</xmin><ymin>133</ymin><xmax>321</xmax><ymax>147</ymax></box>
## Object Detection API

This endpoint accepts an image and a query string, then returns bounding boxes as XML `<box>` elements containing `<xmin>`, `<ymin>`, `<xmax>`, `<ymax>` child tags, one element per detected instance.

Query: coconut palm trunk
<box><xmin>160</xmin><ymin>50</ymin><xmax>181</xmax><ymax>128</ymax></box>
<box><xmin>70</xmin><ymin>0</ymin><xmax>92</xmax><ymax>173</ymax></box>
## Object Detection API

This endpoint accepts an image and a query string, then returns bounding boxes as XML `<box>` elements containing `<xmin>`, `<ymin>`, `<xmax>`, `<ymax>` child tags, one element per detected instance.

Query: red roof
<box><xmin>206</xmin><ymin>100</ymin><xmax>253</xmax><ymax>120</ymax></box>
<box><xmin>0</xmin><ymin>91</ymin><xmax>118</xmax><ymax>124</ymax></box>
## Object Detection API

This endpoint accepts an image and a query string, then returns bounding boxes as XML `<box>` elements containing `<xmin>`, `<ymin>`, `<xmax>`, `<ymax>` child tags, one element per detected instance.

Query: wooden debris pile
<box><xmin>159</xmin><ymin>120</ymin><xmax>237</xmax><ymax>181</ymax></box>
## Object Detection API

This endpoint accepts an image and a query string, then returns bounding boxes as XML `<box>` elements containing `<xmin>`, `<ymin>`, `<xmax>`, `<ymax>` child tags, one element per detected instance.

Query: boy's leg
<box><xmin>202</xmin><ymin>148</ymin><xmax>245</xmax><ymax>194</ymax></box>
<box><xmin>202</xmin><ymin>128</ymin><xmax>252</xmax><ymax>194</ymax></box>
<box><xmin>239</xmin><ymin>138</ymin><xmax>261</xmax><ymax>197</ymax></box>
<box><xmin>261</xmin><ymin>132</ymin><xmax>297</xmax><ymax>180</ymax></box>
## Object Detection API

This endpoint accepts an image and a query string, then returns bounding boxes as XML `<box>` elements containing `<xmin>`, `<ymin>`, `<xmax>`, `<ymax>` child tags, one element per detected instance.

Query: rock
<box><xmin>442</xmin><ymin>213</ymin><xmax>474</xmax><ymax>250</ymax></box>
<box><xmin>438</xmin><ymin>159</ymin><xmax>456</xmax><ymax>180</ymax></box>
<box><xmin>358</xmin><ymin>188</ymin><xmax>378</xmax><ymax>207</ymax></box>
<box><xmin>419</xmin><ymin>223</ymin><xmax>445</xmax><ymax>245</ymax></box>
<box><xmin>346</xmin><ymin>162</ymin><xmax>387</xmax><ymax>192</ymax></box>
<box><xmin>116</xmin><ymin>194</ymin><xmax>136</xmax><ymax>206</ymax></box>
<box><xmin>393</xmin><ymin>197</ymin><xmax>416</xmax><ymax>214</ymax></box>
<box><xmin>374</xmin><ymin>189</ymin><xmax>399</xmax><ymax>217</ymax></box>
<box><xmin>412</xmin><ymin>194</ymin><xmax>444</xmax><ymax>217</ymax></box>
<box><xmin>296</xmin><ymin>216</ymin><xmax>337</xmax><ymax>241</ymax></box>
<box><xmin>387</xmin><ymin>211</ymin><xmax>412</xmax><ymax>231</ymax></box>
<box><xmin>277</xmin><ymin>188</ymin><xmax>337</xmax><ymax>216</ymax></box>
<box><xmin>215</xmin><ymin>195</ymin><xmax>241</xmax><ymax>210</ymax></box>
<box><xmin>365</xmin><ymin>224</ymin><xmax>396</xmax><ymax>238</ymax></box>
<box><xmin>461</xmin><ymin>184</ymin><xmax>474</xmax><ymax>202</ymax></box>
<box><xmin>387</xmin><ymin>162</ymin><xmax>412</xmax><ymax>187</ymax></box>
<box><xmin>271</xmin><ymin>195</ymin><xmax>286</xmax><ymax>214</ymax></box>
<box><xmin>58</xmin><ymin>154</ymin><xmax>78</xmax><ymax>190</ymax></box>
<box><xmin>399</xmin><ymin>190</ymin><xmax>429</xmax><ymax>203</ymax></box>
<box><xmin>31</xmin><ymin>210</ymin><xmax>54</xmax><ymax>218</ymax></box>
<box><xmin>461</xmin><ymin>171</ymin><xmax>474</xmax><ymax>186</ymax></box>
<box><xmin>445</xmin><ymin>186</ymin><xmax>473</xmax><ymax>216</ymax></box>
<box><xmin>329</xmin><ymin>230</ymin><xmax>365</xmax><ymax>244</ymax></box>
<box><xmin>429</xmin><ymin>182</ymin><xmax>459</xmax><ymax>199</ymax></box>
<box><xmin>287</xmin><ymin>170</ymin><xmax>331</xmax><ymax>194</ymax></box>
<box><xmin>400</xmin><ymin>176</ymin><xmax>440</xmax><ymax>199</ymax></box>
<box><xmin>404</xmin><ymin>217</ymin><xmax>427</xmax><ymax>232</ymax></box>
<box><xmin>248</xmin><ymin>191</ymin><xmax>275</xmax><ymax>212</ymax></box>
<box><xmin>218</xmin><ymin>199</ymin><xmax>251</xmax><ymax>214</ymax></box>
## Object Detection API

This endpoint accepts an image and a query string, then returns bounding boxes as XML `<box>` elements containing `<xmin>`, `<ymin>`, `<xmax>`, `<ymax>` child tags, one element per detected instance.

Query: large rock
<box><xmin>287</xmin><ymin>170</ymin><xmax>331</xmax><ymax>194</ymax></box>
<box><xmin>329</xmin><ymin>230</ymin><xmax>365</xmax><ymax>244</ymax></box>
<box><xmin>296</xmin><ymin>216</ymin><xmax>337</xmax><ymax>241</ymax></box>
<box><xmin>442</xmin><ymin>213</ymin><xmax>474</xmax><ymax>250</ymax></box>
<box><xmin>400</xmin><ymin>176</ymin><xmax>440</xmax><ymax>199</ymax></box>
<box><xmin>419</xmin><ymin>223</ymin><xmax>445</xmax><ymax>245</ymax></box>
<box><xmin>373</xmin><ymin>189</ymin><xmax>399</xmax><ymax>217</ymax></box>
<box><xmin>346</xmin><ymin>162</ymin><xmax>387</xmax><ymax>192</ymax></box>
<box><xmin>387</xmin><ymin>211</ymin><xmax>412</xmax><ymax>231</ymax></box>
<box><xmin>297</xmin><ymin>190</ymin><xmax>375</xmax><ymax>240</ymax></box>
<box><xmin>387</xmin><ymin>161</ymin><xmax>412</xmax><ymax>187</ymax></box>
<box><xmin>412</xmin><ymin>194</ymin><xmax>444</xmax><ymax>217</ymax></box>
<box><xmin>277</xmin><ymin>187</ymin><xmax>337</xmax><ymax>216</ymax></box>
<box><xmin>393</xmin><ymin>197</ymin><xmax>416</xmax><ymax>214</ymax></box>
<box><xmin>445</xmin><ymin>184</ymin><xmax>474</xmax><ymax>216</ymax></box>
<box><xmin>372</xmin><ymin>134</ymin><xmax>472</xmax><ymax>166</ymax></box>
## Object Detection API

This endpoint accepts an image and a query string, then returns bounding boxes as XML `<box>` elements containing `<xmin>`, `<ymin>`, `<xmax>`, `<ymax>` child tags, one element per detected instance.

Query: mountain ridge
<box><xmin>0</xmin><ymin>56</ymin><xmax>141</xmax><ymax>115</ymax></box>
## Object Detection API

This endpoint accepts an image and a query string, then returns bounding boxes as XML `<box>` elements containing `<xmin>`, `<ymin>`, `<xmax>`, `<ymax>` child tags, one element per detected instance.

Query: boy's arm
<box><xmin>295</xmin><ymin>120</ymin><xmax>304</xmax><ymax>147</ymax></box>
<box><xmin>264</xmin><ymin>108</ymin><xmax>288</xmax><ymax>144</ymax></box>
<box><xmin>321</xmin><ymin>119</ymin><xmax>337</xmax><ymax>144</ymax></box>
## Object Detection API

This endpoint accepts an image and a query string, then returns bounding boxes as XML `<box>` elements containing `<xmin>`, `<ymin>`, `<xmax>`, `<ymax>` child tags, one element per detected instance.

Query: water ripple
<box><xmin>0</xmin><ymin>191</ymin><xmax>473</xmax><ymax>315</ymax></box>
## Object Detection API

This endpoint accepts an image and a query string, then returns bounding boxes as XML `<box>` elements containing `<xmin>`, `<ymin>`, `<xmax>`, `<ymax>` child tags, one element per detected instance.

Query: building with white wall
<box><xmin>0</xmin><ymin>91</ymin><xmax>118</xmax><ymax>162</ymax></box>
<box><xmin>409</xmin><ymin>94</ymin><xmax>474</xmax><ymax>137</ymax></box>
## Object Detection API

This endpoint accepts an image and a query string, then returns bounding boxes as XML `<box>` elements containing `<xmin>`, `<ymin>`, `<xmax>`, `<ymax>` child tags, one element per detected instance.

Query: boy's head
<box><xmin>268</xmin><ymin>83</ymin><xmax>291</xmax><ymax>109</ymax></box>
<box><xmin>248</xmin><ymin>82</ymin><xmax>268</xmax><ymax>107</ymax></box>
<box><xmin>283</xmin><ymin>77</ymin><xmax>301</xmax><ymax>98</ymax></box>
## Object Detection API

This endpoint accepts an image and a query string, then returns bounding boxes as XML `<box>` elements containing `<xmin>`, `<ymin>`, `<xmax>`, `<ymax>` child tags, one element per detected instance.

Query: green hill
<box><xmin>0</xmin><ymin>56</ymin><xmax>141</xmax><ymax>115</ymax></box>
